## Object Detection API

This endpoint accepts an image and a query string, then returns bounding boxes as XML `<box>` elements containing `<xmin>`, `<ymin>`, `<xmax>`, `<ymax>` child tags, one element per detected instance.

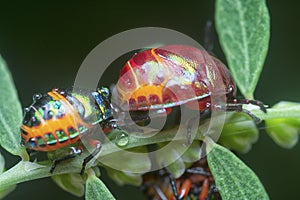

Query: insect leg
<box><xmin>214</xmin><ymin>99</ymin><xmax>267</xmax><ymax>123</ymax></box>
<box><xmin>233</xmin><ymin>99</ymin><xmax>267</xmax><ymax>113</ymax></box>
<box><xmin>206</xmin><ymin>184</ymin><xmax>219</xmax><ymax>200</ymax></box>
<box><xmin>168</xmin><ymin>172</ymin><xmax>180</xmax><ymax>200</ymax></box>
<box><xmin>80</xmin><ymin>139</ymin><xmax>101</xmax><ymax>175</ymax></box>
<box><xmin>186</xmin><ymin>166</ymin><xmax>211</xmax><ymax>176</ymax></box>
<box><xmin>50</xmin><ymin>146</ymin><xmax>82</xmax><ymax>173</ymax></box>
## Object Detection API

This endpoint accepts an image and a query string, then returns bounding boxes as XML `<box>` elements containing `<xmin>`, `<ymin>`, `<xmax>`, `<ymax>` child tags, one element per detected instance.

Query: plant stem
<box><xmin>249</xmin><ymin>105</ymin><xmax>300</xmax><ymax>120</ymax></box>
<box><xmin>0</xmin><ymin>105</ymin><xmax>299</xmax><ymax>190</ymax></box>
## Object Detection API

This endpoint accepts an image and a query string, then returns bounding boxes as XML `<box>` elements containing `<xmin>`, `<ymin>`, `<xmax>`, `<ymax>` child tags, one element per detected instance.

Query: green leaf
<box><xmin>0</xmin><ymin>152</ymin><xmax>16</xmax><ymax>198</ymax></box>
<box><xmin>155</xmin><ymin>142</ymin><xmax>186</xmax><ymax>178</ymax></box>
<box><xmin>0</xmin><ymin>152</ymin><xmax>4</xmax><ymax>173</ymax></box>
<box><xmin>0</xmin><ymin>185</ymin><xmax>16</xmax><ymax>199</ymax></box>
<box><xmin>207</xmin><ymin>142</ymin><xmax>269</xmax><ymax>200</ymax></box>
<box><xmin>265</xmin><ymin>101</ymin><xmax>300</xmax><ymax>148</ymax></box>
<box><xmin>0</xmin><ymin>161</ymin><xmax>46</xmax><ymax>190</ymax></box>
<box><xmin>105</xmin><ymin>167</ymin><xmax>142</xmax><ymax>186</ymax></box>
<box><xmin>52</xmin><ymin>173</ymin><xmax>85</xmax><ymax>197</ymax></box>
<box><xmin>247</xmin><ymin>103</ymin><xmax>300</xmax><ymax>120</ymax></box>
<box><xmin>85</xmin><ymin>169</ymin><xmax>115</xmax><ymax>200</ymax></box>
<box><xmin>181</xmin><ymin>141</ymin><xmax>202</xmax><ymax>163</ymax></box>
<box><xmin>0</xmin><ymin>55</ymin><xmax>24</xmax><ymax>156</ymax></box>
<box><xmin>215</xmin><ymin>0</ymin><xmax>270</xmax><ymax>99</ymax></box>
<box><xmin>100</xmin><ymin>146</ymin><xmax>151</xmax><ymax>173</ymax></box>
<box><xmin>219</xmin><ymin>112</ymin><xmax>259</xmax><ymax>153</ymax></box>
<box><xmin>166</xmin><ymin>157</ymin><xmax>185</xmax><ymax>179</ymax></box>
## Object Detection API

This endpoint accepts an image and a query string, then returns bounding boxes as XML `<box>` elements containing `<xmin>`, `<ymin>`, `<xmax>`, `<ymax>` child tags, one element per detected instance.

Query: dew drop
<box><xmin>115</xmin><ymin>132</ymin><xmax>129</xmax><ymax>147</ymax></box>
<box><xmin>59</xmin><ymin>90</ymin><xmax>67</xmax><ymax>97</ymax></box>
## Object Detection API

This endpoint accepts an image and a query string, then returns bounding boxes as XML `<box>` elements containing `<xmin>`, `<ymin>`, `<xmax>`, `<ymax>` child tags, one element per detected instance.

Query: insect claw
<box><xmin>50</xmin><ymin>162</ymin><xmax>56</xmax><ymax>174</ymax></box>
<box><xmin>242</xmin><ymin>109</ymin><xmax>262</xmax><ymax>124</ymax></box>
<box><xmin>80</xmin><ymin>165</ymin><xmax>86</xmax><ymax>176</ymax></box>
<box><xmin>249</xmin><ymin>99</ymin><xmax>267</xmax><ymax>113</ymax></box>
<box><xmin>238</xmin><ymin>99</ymin><xmax>267</xmax><ymax>113</ymax></box>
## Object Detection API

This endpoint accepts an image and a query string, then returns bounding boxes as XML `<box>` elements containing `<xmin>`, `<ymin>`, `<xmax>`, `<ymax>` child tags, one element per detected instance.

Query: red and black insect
<box><xmin>142</xmin><ymin>158</ymin><xmax>220</xmax><ymax>200</ymax></box>
<box><xmin>114</xmin><ymin>45</ymin><xmax>266</xmax><ymax>141</ymax></box>
<box><xmin>21</xmin><ymin>87</ymin><xmax>118</xmax><ymax>174</ymax></box>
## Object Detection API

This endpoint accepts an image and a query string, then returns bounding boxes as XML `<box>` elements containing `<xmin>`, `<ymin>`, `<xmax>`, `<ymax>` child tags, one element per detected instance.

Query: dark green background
<box><xmin>0</xmin><ymin>1</ymin><xmax>299</xmax><ymax>199</ymax></box>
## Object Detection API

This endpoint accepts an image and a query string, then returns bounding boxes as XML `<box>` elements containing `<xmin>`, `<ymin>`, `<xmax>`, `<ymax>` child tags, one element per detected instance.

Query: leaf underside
<box><xmin>0</xmin><ymin>55</ymin><xmax>23</xmax><ymax>155</ymax></box>
<box><xmin>207</xmin><ymin>143</ymin><xmax>269</xmax><ymax>200</ymax></box>
<box><xmin>215</xmin><ymin>0</ymin><xmax>270</xmax><ymax>99</ymax></box>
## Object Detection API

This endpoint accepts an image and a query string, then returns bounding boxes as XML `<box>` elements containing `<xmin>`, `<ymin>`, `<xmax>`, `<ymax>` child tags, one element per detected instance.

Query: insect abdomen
<box><xmin>21</xmin><ymin>89</ymin><xmax>90</xmax><ymax>151</ymax></box>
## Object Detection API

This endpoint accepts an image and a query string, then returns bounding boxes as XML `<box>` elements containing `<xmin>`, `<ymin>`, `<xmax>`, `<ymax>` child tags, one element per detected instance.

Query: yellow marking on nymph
<box><xmin>205</xmin><ymin>62</ymin><xmax>215</xmax><ymax>88</ymax></box>
<box><xmin>72</xmin><ymin>93</ymin><xmax>93</xmax><ymax>117</ymax></box>
<box><xmin>127</xmin><ymin>60</ymin><xmax>140</xmax><ymax>88</ymax></box>
<box><xmin>151</xmin><ymin>48</ymin><xmax>164</xmax><ymax>64</ymax></box>
<box><xmin>170</xmin><ymin>54</ymin><xmax>195</xmax><ymax>75</ymax></box>
<box><xmin>32</xmin><ymin>106</ymin><xmax>45</xmax><ymax>125</ymax></box>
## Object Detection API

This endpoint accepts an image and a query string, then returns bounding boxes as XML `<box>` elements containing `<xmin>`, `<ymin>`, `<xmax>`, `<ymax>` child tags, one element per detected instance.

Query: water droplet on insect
<box><xmin>59</xmin><ymin>90</ymin><xmax>67</xmax><ymax>97</ymax></box>
<box><xmin>126</xmin><ymin>80</ymin><xmax>132</xmax><ymax>86</ymax></box>
<box><xmin>24</xmin><ymin>107</ymin><xmax>30</xmax><ymax>113</ymax></box>
<box><xmin>32</xmin><ymin>93</ymin><xmax>42</xmax><ymax>101</ymax></box>
<box><xmin>115</xmin><ymin>132</ymin><xmax>129</xmax><ymax>147</ymax></box>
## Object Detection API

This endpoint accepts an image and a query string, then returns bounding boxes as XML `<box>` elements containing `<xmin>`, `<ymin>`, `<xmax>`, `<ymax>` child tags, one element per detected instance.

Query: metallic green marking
<box><xmin>78</xmin><ymin>124</ymin><xmax>88</xmax><ymax>133</ymax></box>
<box><xmin>34</xmin><ymin>110</ymin><xmax>41</xmax><ymax>121</ymax></box>
<box><xmin>50</xmin><ymin>100</ymin><xmax>59</xmax><ymax>116</ymax></box>
<box><xmin>32</xmin><ymin>111</ymin><xmax>41</xmax><ymax>126</ymax></box>
<box><xmin>45</xmin><ymin>133</ymin><xmax>57</xmax><ymax>146</ymax></box>
<box><xmin>72</xmin><ymin>93</ymin><xmax>93</xmax><ymax>118</ymax></box>
<box><xmin>38</xmin><ymin>107</ymin><xmax>45</xmax><ymax>118</ymax></box>
<box><xmin>25</xmin><ymin>120</ymin><xmax>32</xmax><ymax>127</ymax></box>
<box><xmin>54</xmin><ymin>100</ymin><xmax>62</xmax><ymax>109</ymax></box>
<box><xmin>68</xmin><ymin>126</ymin><xmax>79</xmax><ymax>139</ymax></box>
<box><xmin>37</xmin><ymin>136</ymin><xmax>46</xmax><ymax>147</ymax></box>
<box><xmin>56</xmin><ymin>129</ymin><xmax>69</xmax><ymax>143</ymax></box>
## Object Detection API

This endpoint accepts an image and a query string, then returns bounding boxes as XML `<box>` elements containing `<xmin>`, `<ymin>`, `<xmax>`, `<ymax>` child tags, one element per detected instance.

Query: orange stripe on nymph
<box><xmin>151</xmin><ymin>48</ymin><xmax>164</xmax><ymax>64</ymax></box>
<box><xmin>130</xmin><ymin>85</ymin><xmax>164</xmax><ymax>103</ymax></box>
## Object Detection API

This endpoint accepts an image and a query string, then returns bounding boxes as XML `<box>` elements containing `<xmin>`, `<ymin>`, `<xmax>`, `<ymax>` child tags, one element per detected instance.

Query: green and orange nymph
<box><xmin>21</xmin><ymin>87</ymin><xmax>118</xmax><ymax>174</ymax></box>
